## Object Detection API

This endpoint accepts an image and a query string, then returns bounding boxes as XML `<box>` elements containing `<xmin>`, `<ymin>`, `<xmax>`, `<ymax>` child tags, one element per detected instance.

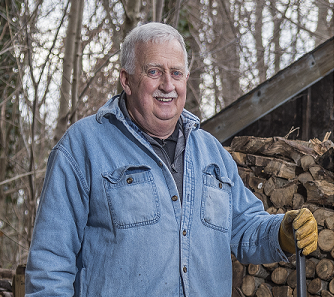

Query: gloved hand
<box><xmin>279</xmin><ymin>208</ymin><xmax>318</xmax><ymax>256</ymax></box>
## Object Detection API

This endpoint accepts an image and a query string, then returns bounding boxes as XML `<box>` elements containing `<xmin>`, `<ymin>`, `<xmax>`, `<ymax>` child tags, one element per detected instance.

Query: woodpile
<box><xmin>0</xmin><ymin>268</ymin><xmax>14</xmax><ymax>297</ymax></box>
<box><xmin>0</xmin><ymin>265</ymin><xmax>25</xmax><ymax>297</ymax></box>
<box><xmin>228</xmin><ymin>134</ymin><xmax>334</xmax><ymax>297</ymax></box>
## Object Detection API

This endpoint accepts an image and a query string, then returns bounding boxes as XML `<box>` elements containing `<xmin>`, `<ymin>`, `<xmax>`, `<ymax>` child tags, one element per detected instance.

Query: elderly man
<box><xmin>25</xmin><ymin>22</ymin><xmax>317</xmax><ymax>296</ymax></box>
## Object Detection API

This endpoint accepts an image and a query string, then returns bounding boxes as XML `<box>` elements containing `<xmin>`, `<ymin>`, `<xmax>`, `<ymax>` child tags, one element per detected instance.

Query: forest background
<box><xmin>0</xmin><ymin>0</ymin><xmax>333</xmax><ymax>269</ymax></box>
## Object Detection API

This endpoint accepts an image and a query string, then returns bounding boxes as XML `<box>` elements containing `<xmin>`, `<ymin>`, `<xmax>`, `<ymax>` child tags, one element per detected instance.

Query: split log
<box><xmin>230</xmin><ymin>136</ymin><xmax>315</xmax><ymax>165</ymax></box>
<box><xmin>238</xmin><ymin>167</ymin><xmax>254</xmax><ymax>188</ymax></box>
<box><xmin>298</xmin><ymin>172</ymin><xmax>314</xmax><ymax>183</ymax></box>
<box><xmin>248</xmin><ymin>264</ymin><xmax>270</xmax><ymax>279</ymax></box>
<box><xmin>270</xmin><ymin>182</ymin><xmax>298</xmax><ymax>208</ymax></box>
<box><xmin>292</xmin><ymin>193</ymin><xmax>305</xmax><ymax>210</ymax></box>
<box><xmin>302</xmin><ymin>203</ymin><xmax>320</xmax><ymax>213</ymax></box>
<box><xmin>331</xmin><ymin>248</ymin><xmax>334</xmax><ymax>259</ymax></box>
<box><xmin>309</xmin><ymin>246</ymin><xmax>329</xmax><ymax>260</ymax></box>
<box><xmin>272</xmin><ymin>285</ymin><xmax>293</xmax><ymax>297</ymax></box>
<box><xmin>325</xmin><ymin>216</ymin><xmax>334</xmax><ymax>230</ymax></box>
<box><xmin>315</xmin><ymin>259</ymin><xmax>334</xmax><ymax>281</ymax></box>
<box><xmin>304</xmin><ymin>180</ymin><xmax>334</xmax><ymax>207</ymax></box>
<box><xmin>313</xmin><ymin>208</ymin><xmax>334</xmax><ymax>227</ymax></box>
<box><xmin>262</xmin><ymin>262</ymin><xmax>278</xmax><ymax>272</ymax></box>
<box><xmin>309</xmin><ymin>165</ymin><xmax>334</xmax><ymax>183</ymax></box>
<box><xmin>233</xmin><ymin>287</ymin><xmax>247</xmax><ymax>297</ymax></box>
<box><xmin>271</xmin><ymin>267</ymin><xmax>291</xmax><ymax>285</ymax></box>
<box><xmin>277</xmin><ymin>208</ymin><xmax>286</xmax><ymax>214</ymax></box>
<box><xmin>300</xmin><ymin>155</ymin><xmax>316</xmax><ymax>171</ymax></box>
<box><xmin>246</xmin><ymin>154</ymin><xmax>273</xmax><ymax>167</ymax></box>
<box><xmin>307</xmin><ymin>278</ymin><xmax>328</xmax><ymax>295</ymax></box>
<box><xmin>263</xmin><ymin>178</ymin><xmax>276</xmax><ymax>197</ymax></box>
<box><xmin>321</xmin><ymin>290</ymin><xmax>334</xmax><ymax>297</ymax></box>
<box><xmin>232</xmin><ymin>151</ymin><xmax>248</xmax><ymax>167</ymax></box>
<box><xmin>306</xmin><ymin>259</ymin><xmax>317</xmax><ymax>278</ymax></box>
<box><xmin>316</xmin><ymin>147</ymin><xmax>334</xmax><ymax>172</ymax></box>
<box><xmin>329</xmin><ymin>278</ymin><xmax>334</xmax><ymax>294</ymax></box>
<box><xmin>266</xmin><ymin>207</ymin><xmax>277</xmax><ymax>214</ymax></box>
<box><xmin>254</xmin><ymin>192</ymin><xmax>271</xmax><ymax>210</ymax></box>
<box><xmin>233</xmin><ymin>256</ymin><xmax>246</xmax><ymax>289</ymax></box>
<box><xmin>287</xmin><ymin>270</ymin><xmax>297</xmax><ymax>289</ymax></box>
<box><xmin>263</xmin><ymin>176</ymin><xmax>289</xmax><ymax>196</ymax></box>
<box><xmin>0</xmin><ymin>268</ymin><xmax>15</xmax><ymax>279</ymax></box>
<box><xmin>249</xmin><ymin>176</ymin><xmax>267</xmax><ymax>193</ymax></box>
<box><xmin>310</xmin><ymin>137</ymin><xmax>334</xmax><ymax>156</ymax></box>
<box><xmin>241</xmin><ymin>275</ymin><xmax>265</xmax><ymax>296</ymax></box>
<box><xmin>256</xmin><ymin>283</ymin><xmax>273</xmax><ymax>297</ymax></box>
<box><xmin>264</xmin><ymin>159</ymin><xmax>300</xmax><ymax>180</ymax></box>
<box><xmin>0</xmin><ymin>292</ymin><xmax>14</xmax><ymax>297</ymax></box>
<box><xmin>0</xmin><ymin>280</ymin><xmax>12</xmax><ymax>291</ymax></box>
<box><xmin>264</xmin><ymin>137</ymin><xmax>315</xmax><ymax>165</ymax></box>
<box><xmin>318</xmin><ymin>229</ymin><xmax>334</xmax><ymax>252</ymax></box>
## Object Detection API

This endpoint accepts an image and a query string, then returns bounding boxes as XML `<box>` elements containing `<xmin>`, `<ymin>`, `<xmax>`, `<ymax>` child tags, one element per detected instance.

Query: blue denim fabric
<box><xmin>25</xmin><ymin>94</ymin><xmax>288</xmax><ymax>296</ymax></box>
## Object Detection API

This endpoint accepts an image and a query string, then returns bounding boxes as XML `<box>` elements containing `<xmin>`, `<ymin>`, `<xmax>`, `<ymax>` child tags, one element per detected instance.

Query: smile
<box><xmin>155</xmin><ymin>97</ymin><xmax>174</xmax><ymax>102</ymax></box>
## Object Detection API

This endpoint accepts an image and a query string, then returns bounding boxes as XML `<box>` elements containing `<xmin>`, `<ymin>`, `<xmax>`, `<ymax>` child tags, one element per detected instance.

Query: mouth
<box><xmin>155</xmin><ymin>97</ymin><xmax>174</xmax><ymax>102</ymax></box>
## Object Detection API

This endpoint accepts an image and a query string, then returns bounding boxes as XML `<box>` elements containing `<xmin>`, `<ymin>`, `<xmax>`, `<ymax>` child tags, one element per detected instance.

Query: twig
<box><xmin>0</xmin><ymin>169</ymin><xmax>46</xmax><ymax>186</ymax></box>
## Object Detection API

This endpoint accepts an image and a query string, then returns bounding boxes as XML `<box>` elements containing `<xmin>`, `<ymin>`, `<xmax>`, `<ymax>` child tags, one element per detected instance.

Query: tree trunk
<box><xmin>54</xmin><ymin>0</ymin><xmax>81</xmax><ymax>144</ymax></box>
<box><xmin>70</xmin><ymin>0</ymin><xmax>85</xmax><ymax>124</ymax></box>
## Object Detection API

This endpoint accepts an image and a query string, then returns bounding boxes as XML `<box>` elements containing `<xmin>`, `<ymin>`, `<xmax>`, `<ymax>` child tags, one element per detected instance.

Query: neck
<box><xmin>129</xmin><ymin>112</ymin><xmax>176</xmax><ymax>139</ymax></box>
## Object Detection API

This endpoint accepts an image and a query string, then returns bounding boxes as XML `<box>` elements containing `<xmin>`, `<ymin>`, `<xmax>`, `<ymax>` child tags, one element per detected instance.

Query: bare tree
<box><xmin>54</xmin><ymin>0</ymin><xmax>83</xmax><ymax>144</ymax></box>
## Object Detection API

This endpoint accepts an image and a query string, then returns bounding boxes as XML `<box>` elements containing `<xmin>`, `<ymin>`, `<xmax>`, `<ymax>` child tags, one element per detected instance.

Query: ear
<box><xmin>119</xmin><ymin>69</ymin><xmax>132</xmax><ymax>95</ymax></box>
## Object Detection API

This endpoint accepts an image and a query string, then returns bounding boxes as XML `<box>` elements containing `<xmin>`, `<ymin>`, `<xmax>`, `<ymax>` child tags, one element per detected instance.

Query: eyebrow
<box><xmin>144</xmin><ymin>63</ymin><xmax>185</xmax><ymax>72</ymax></box>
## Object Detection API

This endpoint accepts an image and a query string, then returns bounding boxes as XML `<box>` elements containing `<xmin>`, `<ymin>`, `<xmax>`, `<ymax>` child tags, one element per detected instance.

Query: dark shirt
<box><xmin>119</xmin><ymin>92</ymin><xmax>185</xmax><ymax>203</ymax></box>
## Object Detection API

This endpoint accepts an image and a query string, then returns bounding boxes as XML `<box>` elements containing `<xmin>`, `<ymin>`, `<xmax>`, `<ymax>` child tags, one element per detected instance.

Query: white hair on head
<box><xmin>120</xmin><ymin>22</ymin><xmax>189</xmax><ymax>75</ymax></box>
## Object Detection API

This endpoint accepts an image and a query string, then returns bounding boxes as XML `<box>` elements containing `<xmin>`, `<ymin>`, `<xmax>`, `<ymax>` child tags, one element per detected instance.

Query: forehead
<box><xmin>135</xmin><ymin>39</ymin><xmax>186</xmax><ymax>70</ymax></box>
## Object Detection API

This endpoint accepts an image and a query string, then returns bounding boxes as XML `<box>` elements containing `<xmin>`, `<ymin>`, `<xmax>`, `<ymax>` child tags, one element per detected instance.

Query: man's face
<box><xmin>120</xmin><ymin>39</ymin><xmax>189</xmax><ymax>139</ymax></box>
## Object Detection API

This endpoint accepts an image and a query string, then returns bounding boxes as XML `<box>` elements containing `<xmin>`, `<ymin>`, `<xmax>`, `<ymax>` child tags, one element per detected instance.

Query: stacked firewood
<box><xmin>0</xmin><ymin>268</ymin><xmax>14</xmax><ymax>297</ymax></box>
<box><xmin>228</xmin><ymin>134</ymin><xmax>334</xmax><ymax>297</ymax></box>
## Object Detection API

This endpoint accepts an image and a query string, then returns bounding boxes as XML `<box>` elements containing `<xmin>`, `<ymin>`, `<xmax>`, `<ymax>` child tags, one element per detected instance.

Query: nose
<box><xmin>159</xmin><ymin>72</ymin><xmax>175</xmax><ymax>93</ymax></box>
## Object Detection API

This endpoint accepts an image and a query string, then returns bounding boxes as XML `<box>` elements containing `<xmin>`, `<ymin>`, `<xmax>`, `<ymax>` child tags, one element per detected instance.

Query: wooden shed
<box><xmin>202</xmin><ymin>36</ymin><xmax>334</xmax><ymax>146</ymax></box>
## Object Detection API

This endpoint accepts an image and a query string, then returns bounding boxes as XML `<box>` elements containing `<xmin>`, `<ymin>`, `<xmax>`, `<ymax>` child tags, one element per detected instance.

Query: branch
<box><xmin>0</xmin><ymin>228</ymin><xmax>29</xmax><ymax>251</ymax></box>
<box><xmin>0</xmin><ymin>169</ymin><xmax>46</xmax><ymax>186</ymax></box>
<box><xmin>37</xmin><ymin>0</ymin><xmax>71</xmax><ymax>86</ymax></box>
<box><xmin>68</xmin><ymin>49</ymin><xmax>120</xmax><ymax>122</ymax></box>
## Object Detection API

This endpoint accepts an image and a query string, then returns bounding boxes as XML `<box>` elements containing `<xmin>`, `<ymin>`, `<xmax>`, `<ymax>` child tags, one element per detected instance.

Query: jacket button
<box><xmin>183</xmin><ymin>266</ymin><xmax>187</xmax><ymax>273</ymax></box>
<box><xmin>171</xmin><ymin>195</ymin><xmax>178</xmax><ymax>201</ymax></box>
<box><xmin>126</xmin><ymin>177</ymin><xmax>133</xmax><ymax>184</ymax></box>
<box><xmin>158</xmin><ymin>161</ymin><xmax>163</xmax><ymax>167</ymax></box>
<box><xmin>219</xmin><ymin>182</ymin><xmax>222</xmax><ymax>189</ymax></box>
<box><xmin>182</xmin><ymin>230</ymin><xmax>187</xmax><ymax>236</ymax></box>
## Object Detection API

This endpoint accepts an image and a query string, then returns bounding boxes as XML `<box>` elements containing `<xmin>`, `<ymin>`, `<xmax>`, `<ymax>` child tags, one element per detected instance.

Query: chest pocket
<box><xmin>201</xmin><ymin>164</ymin><xmax>233</xmax><ymax>232</ymax></box>
<box><xmin>102</xmin><ymin>165</ymin><xmax>160</xmax><ymax>229</ymax></box>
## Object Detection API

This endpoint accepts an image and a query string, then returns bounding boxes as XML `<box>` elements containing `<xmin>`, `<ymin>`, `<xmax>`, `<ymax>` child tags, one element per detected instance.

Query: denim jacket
<box><xmin>26</xmin><ymin>95</ymin><xmax>287</xmax><ymax>296</ymax></box>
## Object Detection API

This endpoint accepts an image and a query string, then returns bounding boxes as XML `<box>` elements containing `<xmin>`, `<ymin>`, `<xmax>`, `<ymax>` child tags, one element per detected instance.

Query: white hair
<box><xmin>120</xmin><ymin>22</ymin><xmax>189</xmax><ymax>75</ymax></box>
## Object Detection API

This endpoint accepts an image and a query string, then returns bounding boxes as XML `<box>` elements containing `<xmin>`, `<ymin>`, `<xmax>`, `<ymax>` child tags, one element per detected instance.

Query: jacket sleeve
<box><xmin>224</xmin><ymin>150</ymin><xmax>288</xmax><ymax>264</ymax></box>
<box><xmin>25</xmin><ymin>145</ymin><xmax>90</xmax><ymax>296</ymax></box>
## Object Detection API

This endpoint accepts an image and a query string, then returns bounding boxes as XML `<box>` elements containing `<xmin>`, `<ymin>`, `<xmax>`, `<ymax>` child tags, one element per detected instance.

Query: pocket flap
<box><xmin>102</xmin><ymin>165</ymin><xmax>151</xmax><ymax>183</ymax></box>
<box><xmin>203</xmin><ymin>163</ymin><xmax>234</xmax><ymax>186</ymax></box>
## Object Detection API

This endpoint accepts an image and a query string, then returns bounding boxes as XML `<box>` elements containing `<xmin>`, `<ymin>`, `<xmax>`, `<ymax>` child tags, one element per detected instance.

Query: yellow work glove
<box><xmin>279</xmin><ymin>208</ymin><xmax>318</xmax><ymax>256</ymax></box>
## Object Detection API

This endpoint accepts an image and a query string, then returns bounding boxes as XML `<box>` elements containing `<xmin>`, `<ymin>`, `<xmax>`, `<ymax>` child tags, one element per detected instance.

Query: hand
<box><xmin>279</xmin><ymin>208</ymin><xmax>318</xmax><ymax>256</ymax></box>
